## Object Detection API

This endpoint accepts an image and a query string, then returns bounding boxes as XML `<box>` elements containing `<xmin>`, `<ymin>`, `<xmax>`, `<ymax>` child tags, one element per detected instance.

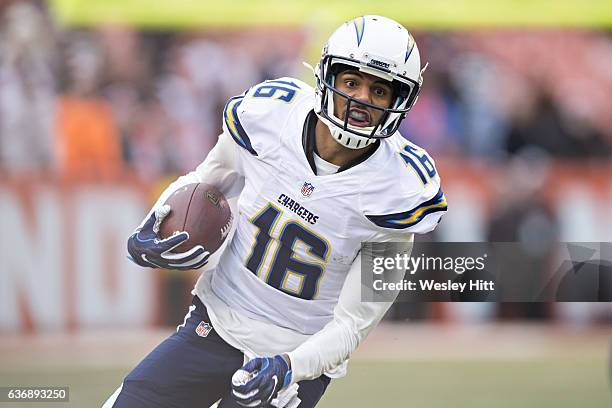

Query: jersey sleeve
<box><xmin>287</xmin><ymin>233</ymin><xmax>413</xmax><ymax>382</ymax></box>
<box><xmin>222</xmin><ymin>77</ymin><xmax>309</xmax><ymax>158</ymax></box>
<box><xmin>362</xmin><ymin>142</ymin><xmax>447</xmax><ymax>235</ymax></box>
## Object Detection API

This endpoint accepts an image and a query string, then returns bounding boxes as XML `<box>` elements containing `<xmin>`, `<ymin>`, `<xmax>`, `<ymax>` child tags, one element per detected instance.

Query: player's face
<box><xmin>333</xmin><ymin>69</ymin><xmax>394</xmax><ymax>128</ymax></box>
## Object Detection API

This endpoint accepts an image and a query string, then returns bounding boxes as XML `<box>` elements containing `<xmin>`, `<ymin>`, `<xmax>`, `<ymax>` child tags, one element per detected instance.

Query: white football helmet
<box><xmin>314</xmin><ymin>15</ymin><xmax>424</xmax><ymax>149</ymax></box>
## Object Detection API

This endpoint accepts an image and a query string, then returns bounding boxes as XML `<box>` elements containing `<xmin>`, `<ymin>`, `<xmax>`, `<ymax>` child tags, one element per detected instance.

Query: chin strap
<box><xmin>314</xmin><ymin>106</ymin><xmax>377</xmax><ymax>150</ymax></box>
<box><xmin>324</xmin><ymin>116</ymin><xmax>376</xmax><ymax>150</ymax></box>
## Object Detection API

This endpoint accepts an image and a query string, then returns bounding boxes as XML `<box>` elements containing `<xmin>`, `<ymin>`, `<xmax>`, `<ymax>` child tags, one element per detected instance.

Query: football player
<box><xmin>104</xmin><ymin>15</ymin><xmax>446</xmax><ymax>408</ymax></box>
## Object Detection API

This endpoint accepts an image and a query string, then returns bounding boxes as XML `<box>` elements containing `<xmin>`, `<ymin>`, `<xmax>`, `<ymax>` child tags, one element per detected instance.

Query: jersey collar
<box><xmin>301</xmin><ymin>110</ymin><xmax>380</xmax><ymax>175</ymax></box>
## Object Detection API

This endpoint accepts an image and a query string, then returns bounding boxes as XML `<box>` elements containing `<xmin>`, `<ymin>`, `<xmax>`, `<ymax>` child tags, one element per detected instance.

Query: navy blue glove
<box><xmin>231</xmin><ymin>355</ymin><xmax>292</xmax><ymax>407</ymax></box>
<box><xmin>127</xmin><ymin>204</ymin><xmax>210</xmax><ymax>270</ymax></box>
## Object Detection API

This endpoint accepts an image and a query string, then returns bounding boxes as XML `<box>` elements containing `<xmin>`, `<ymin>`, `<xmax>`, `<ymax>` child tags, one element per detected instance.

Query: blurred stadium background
<box><xmin>1</xmin><ymin>0</ymin><xmax>611</xmax><ymax>406</ymax></box>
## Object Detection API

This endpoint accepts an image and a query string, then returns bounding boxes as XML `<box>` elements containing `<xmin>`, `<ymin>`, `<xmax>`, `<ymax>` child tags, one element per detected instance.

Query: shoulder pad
<box><xmin>363</xmin><ymin>136</ymin><xmax>447</xmax><ymax>233</ymax></box>
<box><xmin>223</xmin><ymin>78</ymin><xmax>312</xmax><ymax>156</ymax></box>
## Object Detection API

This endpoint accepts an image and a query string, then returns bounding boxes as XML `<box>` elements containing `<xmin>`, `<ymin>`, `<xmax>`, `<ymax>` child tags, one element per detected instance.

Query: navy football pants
<box><xmin>105</xmin><ymin>296</ymin><xmax>331</xmax><ymax>407</ymax></box>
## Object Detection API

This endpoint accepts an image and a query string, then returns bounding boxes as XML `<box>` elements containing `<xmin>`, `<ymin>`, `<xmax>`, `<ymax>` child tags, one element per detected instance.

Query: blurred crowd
<box><xmin>1</xmin><ymin>1</ymin><xmax>611</xmax><ymax>182</ymax></box>
<box><xmin>0</xmin><ymin>1</ymin><xmax>303</xmax><ymax>181</ymax></box>
<box><xmin>404</xmin><ymin>30</ymin><xmax>612</xmax><ymax>159</ymax></box>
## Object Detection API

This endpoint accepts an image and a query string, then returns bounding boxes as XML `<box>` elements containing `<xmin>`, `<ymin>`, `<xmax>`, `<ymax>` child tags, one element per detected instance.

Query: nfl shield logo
<box><xmin>195</xmin><ymin>321</ymin><xmax>212</xmax><ymax>337</ymax></box>
<box><xmin>301</xmin><ymin>182</ymin><xmax>315</xmax><ymax>197</ymax></box>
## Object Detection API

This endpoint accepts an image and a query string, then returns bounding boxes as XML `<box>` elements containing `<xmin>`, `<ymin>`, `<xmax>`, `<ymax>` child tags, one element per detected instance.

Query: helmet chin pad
<box><xmin>316</xmin><ymin>111</ymin><xmax>376</xmax><ymax>150</ymax></box>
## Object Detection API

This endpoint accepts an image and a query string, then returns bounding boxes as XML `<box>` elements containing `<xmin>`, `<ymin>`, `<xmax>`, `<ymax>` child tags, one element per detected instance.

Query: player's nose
<box><xmin>352</xmin><ymin>85</ymin><xmax>373</xmax><ymax>104</ymax></box>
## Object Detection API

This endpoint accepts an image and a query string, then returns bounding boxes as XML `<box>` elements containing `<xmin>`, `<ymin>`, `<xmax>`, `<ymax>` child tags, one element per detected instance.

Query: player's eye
<box><xmin>372</xmin><ymin>87</ymin><xmax>387</xmax><ymax>97</ymax></box>
<box><xmin>344</xmin><ymin>79</ymin><xmax>357</xmax><ymax>88</ymax></box>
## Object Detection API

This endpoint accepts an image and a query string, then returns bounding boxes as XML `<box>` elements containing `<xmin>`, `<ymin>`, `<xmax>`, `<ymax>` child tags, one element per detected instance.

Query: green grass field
<box><xmin>1</xmin><ymin>324</ymin><xmax>610</xmax><ymax>407</ymax></box>
<box><xmin>321</xmin><ymin>359</ymin><xmax>609</xmax><ymax>407</ymax></box>
<box><xmin>0</xmin><ymin>359</ymin><xmax>608</xmax><ymax>407</ymax></box>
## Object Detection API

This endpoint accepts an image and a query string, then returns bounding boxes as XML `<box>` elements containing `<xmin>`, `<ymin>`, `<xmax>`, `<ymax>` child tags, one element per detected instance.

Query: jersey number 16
<box><xmin>245</xmin><ymin>203</ymin><xmax>329</xmax><ymax>300</ymax></box>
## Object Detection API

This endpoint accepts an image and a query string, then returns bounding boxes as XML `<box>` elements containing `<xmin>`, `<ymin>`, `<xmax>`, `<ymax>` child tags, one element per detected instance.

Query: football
<box><xmin>159</xmin><ymin>183</ymin><xmax>233</xmax><ymax>254</ymax></box>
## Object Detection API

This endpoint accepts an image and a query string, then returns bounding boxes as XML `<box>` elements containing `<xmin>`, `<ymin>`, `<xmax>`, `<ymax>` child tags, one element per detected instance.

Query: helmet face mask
<box><xmin>314</xmin><ymin>16</ymin><xmax>423</xmax><ymax>149</ymax></box>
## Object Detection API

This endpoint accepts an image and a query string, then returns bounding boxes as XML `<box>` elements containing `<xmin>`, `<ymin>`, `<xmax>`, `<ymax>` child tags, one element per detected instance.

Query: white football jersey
<box><xmin>197</xmin><ymin>77</ymin><xmax>446</xmax><ymax>338</ymax></box>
